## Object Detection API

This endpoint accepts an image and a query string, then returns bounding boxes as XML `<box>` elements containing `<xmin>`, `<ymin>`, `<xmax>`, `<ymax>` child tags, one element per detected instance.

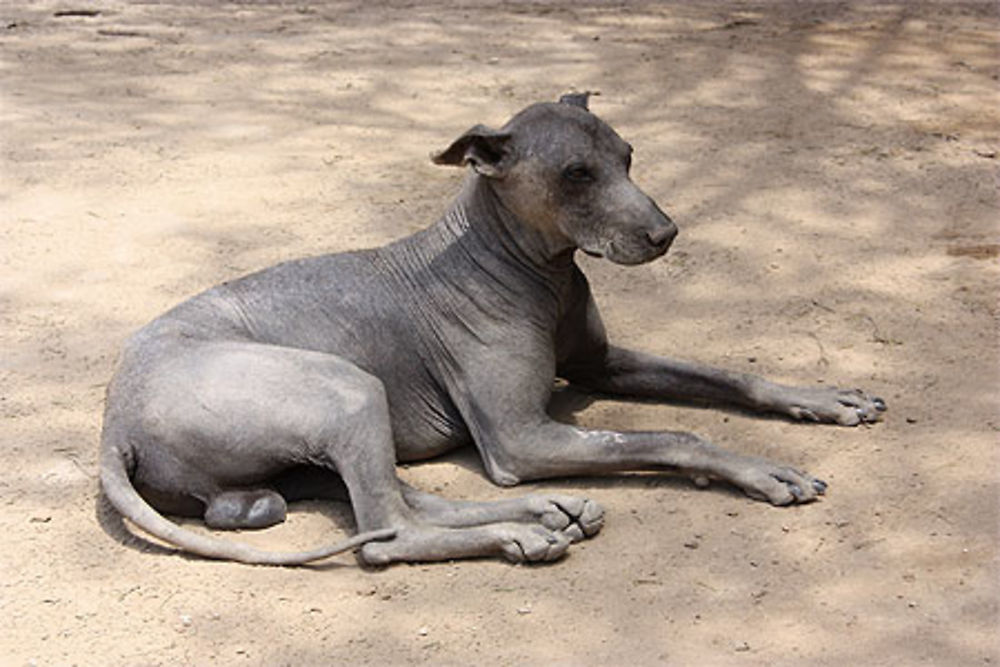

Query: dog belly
<box><xmin>388</xmin><ymin>391</ymin><xmax>471</xmax><ymax>462</ymax></box>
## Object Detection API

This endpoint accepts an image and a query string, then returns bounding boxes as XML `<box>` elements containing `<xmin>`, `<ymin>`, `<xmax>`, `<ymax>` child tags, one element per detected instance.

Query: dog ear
<box><xmin>558</xmin><ymin>91</ymin><xmax>597</xmax><ymax>111</ymax></box>
<box><xmin>431</xmin><ymin>124</ymin><xmax>512</xmax><ymax>178</ymax></box>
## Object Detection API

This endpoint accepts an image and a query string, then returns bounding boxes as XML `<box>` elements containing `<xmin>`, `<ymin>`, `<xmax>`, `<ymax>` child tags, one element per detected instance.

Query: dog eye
<box><xmin>563</xmin><ymin>164</ymin><xmax>594</xmax><ymax>183</ymax></box>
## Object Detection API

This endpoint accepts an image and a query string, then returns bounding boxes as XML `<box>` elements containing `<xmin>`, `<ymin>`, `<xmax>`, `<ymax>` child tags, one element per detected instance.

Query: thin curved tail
<box><xmin>99</xmin><ymin>437</ymin><xmax>395</xmax><ymax>566</ymax></box>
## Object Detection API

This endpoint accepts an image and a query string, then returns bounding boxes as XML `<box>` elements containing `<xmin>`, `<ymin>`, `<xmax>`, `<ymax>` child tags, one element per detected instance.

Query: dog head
<box><xmin>433</xmin><ymin>94</ymin><xmax>677</xmax><ymax>265</ymax></box>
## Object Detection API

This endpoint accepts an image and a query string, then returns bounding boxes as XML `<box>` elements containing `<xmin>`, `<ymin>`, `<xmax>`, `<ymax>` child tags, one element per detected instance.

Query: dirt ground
<box><xmin>2</xmin><ymin>1</ymin><xmax>998</xmax><ymax>664</ymax></box>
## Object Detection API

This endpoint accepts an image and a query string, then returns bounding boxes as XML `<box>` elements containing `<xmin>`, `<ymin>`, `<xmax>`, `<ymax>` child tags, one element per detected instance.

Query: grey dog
<box><xmin>99</xmin><ymin>94</ymin><xmax>885</xmax><ymax>566</ymax></box>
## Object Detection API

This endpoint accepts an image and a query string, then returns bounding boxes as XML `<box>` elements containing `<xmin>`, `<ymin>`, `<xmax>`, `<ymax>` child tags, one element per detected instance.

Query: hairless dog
<box><xmin>99</xmin><ymin>94</ymin><xmax>885</xmax><ymax>566</ymax></box>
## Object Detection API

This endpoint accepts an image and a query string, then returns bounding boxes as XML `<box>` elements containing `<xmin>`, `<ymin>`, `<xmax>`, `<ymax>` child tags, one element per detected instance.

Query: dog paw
<box><xmin>204</xmin><ymin>489</ymin><xmax>287</xmax><ymax>530</ymax></box>
<box><xmin>358</xmin><ymin>523</ymin><xmax>571</xmax><ymax>566</ymax></box>
<box><xmin>777</xmin><ymin>385</ymin><xmax>886</xmax><ymax>426</ymax></box>
<box><xmin>532</xmin><ymin>495</ymin><xmax>605</xmax><ymax>542</ymax></box>
<box><xmin>731</xmin><ymin>457</ymin><xmax>827</xmax><ymax>506</ymax></box>
<box><xmin>499</xmin><ymin>525</ymin><xmax>572</xmax><ymax>563</ymax></box>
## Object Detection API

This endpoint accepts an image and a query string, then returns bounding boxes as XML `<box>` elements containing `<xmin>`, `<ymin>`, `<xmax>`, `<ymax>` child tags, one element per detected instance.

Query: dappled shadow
<box><xmin>2</xmin><ymin>1</ymin><xmax>997</xmax><ymax>665</ymax></box>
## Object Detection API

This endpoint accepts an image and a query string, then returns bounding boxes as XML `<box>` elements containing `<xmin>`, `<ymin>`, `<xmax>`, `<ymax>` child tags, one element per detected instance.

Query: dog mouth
<box><xmin>579</xmin><ymin>238</ymin><xmax>671</xmax><ymax>265</ymax></box>
<box><xmin>608</xmin><ymin>240</ymin><xmax>672</xmax><ymax>266</ymax></box>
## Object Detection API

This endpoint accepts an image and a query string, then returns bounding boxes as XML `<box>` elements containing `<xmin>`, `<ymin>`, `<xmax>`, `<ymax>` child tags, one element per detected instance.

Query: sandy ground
<box><xmin>2</xmin><ymin>1</ymin><xmax>998</xmax><ymax>664</ymax></box>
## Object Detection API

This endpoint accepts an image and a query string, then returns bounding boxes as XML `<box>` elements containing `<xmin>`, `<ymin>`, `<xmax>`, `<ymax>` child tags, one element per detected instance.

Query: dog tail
<box><xmin>98</xmin><ymin>433</ymin><xmax>396</xmax><ymax>566</ymax></box>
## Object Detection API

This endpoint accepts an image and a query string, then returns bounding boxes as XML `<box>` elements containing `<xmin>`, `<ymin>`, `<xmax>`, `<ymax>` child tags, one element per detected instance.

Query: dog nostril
<box><xmin>646</xmin><ymin>225</ymin><xmax>677</xmax><ymax>248</ymax></box>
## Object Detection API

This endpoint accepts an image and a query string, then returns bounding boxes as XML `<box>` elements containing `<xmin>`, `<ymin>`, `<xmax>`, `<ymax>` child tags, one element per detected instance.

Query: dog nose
<box><xmin>646</xmin><ymin>223</ymin><xmax>678</xmax><ymax>249</ymax></box>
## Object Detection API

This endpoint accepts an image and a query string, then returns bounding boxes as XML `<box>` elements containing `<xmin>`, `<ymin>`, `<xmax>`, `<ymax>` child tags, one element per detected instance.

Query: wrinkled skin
<box><xmin>99</xmin><ymin>94</ymin><xmax>886</xmax><ymax>566</ymax></box>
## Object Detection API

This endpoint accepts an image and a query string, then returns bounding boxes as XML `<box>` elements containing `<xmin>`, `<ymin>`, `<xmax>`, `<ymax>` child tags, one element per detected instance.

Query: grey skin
<box><xmin>99</xmin><ymin>94</ymin><xmax>886</xmax><ymax>566</ymax></box>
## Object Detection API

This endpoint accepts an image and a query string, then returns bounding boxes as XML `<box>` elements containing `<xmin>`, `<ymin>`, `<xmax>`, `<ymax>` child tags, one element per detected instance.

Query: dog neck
<box><xmin>441</xmin><ymin>174</ymin><xmax>577</xmax><ymax>276</ymax></box>
<box><xmin>378</xmin><ymin>175</ymin><xmax>578</xmax><ymax>328</ymax></box>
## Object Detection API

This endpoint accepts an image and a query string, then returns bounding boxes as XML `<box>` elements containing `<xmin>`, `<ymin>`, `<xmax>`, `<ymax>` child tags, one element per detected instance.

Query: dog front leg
<box><xmin>567</xmin><ymin>345</ymin><xmax>886</xmax><ymax>426</ymax></box>
<box><xmin>487</xmin><ymin>420</ymin><xmax>826</xmax><ymax>506</ymax></box>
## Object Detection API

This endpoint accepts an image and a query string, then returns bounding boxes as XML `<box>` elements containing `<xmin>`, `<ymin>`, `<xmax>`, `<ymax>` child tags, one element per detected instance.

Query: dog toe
<box><xmin>536</xmin><ymin>496</ymin><xmax>604</xmax><ymax>542</ymax></box>
<box><xmin>501</xmin><ymin>526</ymin><xmax>570</xmax><ymax>563</ymax></box>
